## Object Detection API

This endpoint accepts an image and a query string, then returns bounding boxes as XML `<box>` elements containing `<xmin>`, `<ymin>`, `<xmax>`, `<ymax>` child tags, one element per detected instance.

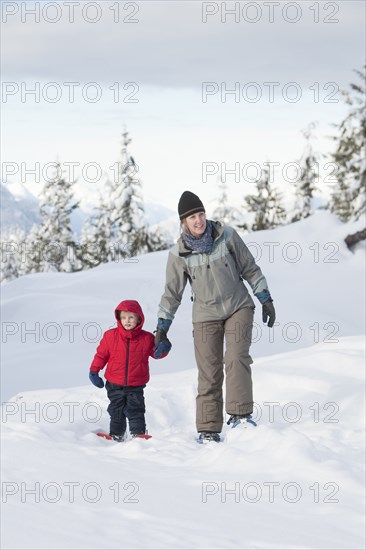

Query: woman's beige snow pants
<box><xmin>193</xmin><ymin>307</ymin><xmax>254</xmax><ymax>433</ymax></box>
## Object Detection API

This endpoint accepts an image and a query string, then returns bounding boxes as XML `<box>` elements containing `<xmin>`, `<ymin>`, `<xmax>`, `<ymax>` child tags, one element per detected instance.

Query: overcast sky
<box><xmin>2</xmin><ymin>0</ymin><xmax>365</xmax><ymax>212</ymax></box>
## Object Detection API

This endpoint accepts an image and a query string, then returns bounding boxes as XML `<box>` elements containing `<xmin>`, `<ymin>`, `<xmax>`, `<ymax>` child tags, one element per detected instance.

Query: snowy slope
<box><xmin>1</xmin><ymin>211</ymin><xmax>365</xmax><ymax>549</ymax></box>
<box><xmin>1</xmin><ymin>338</ymin><xmax>365</xmax><ymax>549</ymax></box>
<box><xmin>1</xmin><ymin>211</ymin><xmax>364</xmax><ymax>401</ymax></box>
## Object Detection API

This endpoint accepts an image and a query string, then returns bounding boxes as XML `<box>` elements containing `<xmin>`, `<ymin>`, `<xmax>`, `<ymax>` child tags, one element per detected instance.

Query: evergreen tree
<box><xmin>329</xmin><ymin>66</ymin><xmax>366</xmax><ymax>222</ymax></box>
<box><xmin>0</xmin><ymin>228</ymin><xmax>27</xmax><ymax>283</ymax></box>
<box><xmin>24</xmin><ymin>163</ymin><xmax>80</xmax><ymax>273</ymax></box>
<box><xmin>80</xmin><ymin>129</ymin><xmax>168</xmax><ymax>267</ymax></box>
<box><xmin>212</xmin><ymin>175</ymin><xmax>252</xmax><ymax>229</ymax></box>
<box><xmin>212</xmin><ymin>177</ymin><xmax>233</xmax><ymax>223</ymax></box>
<box><xmin>88</xmin><ymin>130</ymin><xmax>148</xmax><ymax>261</ymax></box>
<box><xmin>239</xmin><ymin>166</ymin><xmax>287</xmax><ymax>231</ymax></box>
<box><xmin>291</xmin><ymin>123</ymin><xmax>320</xmax><ymax>222</ymax></box>
<box><xmin>113</xmin><ymin>130</ymin><xmax>149</xmax><ymax>258</ymax></box>
<box><xmin>79</xmin><ymin>177</ymin><xmax>117</xmax><ymax>268</ymax></box>
<box><xmin>147</xmin><ymin>227</ymin><xmax>171</xmax><ymax>252</ymax></box>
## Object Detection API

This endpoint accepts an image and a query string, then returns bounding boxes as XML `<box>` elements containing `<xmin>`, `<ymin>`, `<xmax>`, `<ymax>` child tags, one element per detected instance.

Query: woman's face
<box><xmin>185</xmin><ymin>211</ymin><xmax>206</xmax><ymax>237</ymax></box>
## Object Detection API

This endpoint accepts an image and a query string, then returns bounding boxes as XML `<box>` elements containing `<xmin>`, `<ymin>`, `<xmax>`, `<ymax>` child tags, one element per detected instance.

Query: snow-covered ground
<box><xmin>1</xmin><ymin>211</ymin><xmax>365</xmax><ymax>549</ymax></box>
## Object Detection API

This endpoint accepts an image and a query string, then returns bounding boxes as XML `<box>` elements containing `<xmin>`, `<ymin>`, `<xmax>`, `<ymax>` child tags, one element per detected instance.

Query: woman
<box><xmin>154</xmin><ymin>191</ymin><xmax>276</xmax><ymax>443</ymax></box>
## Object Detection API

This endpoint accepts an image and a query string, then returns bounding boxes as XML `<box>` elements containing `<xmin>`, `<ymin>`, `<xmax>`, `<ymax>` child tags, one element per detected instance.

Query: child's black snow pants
<box><xmin>105</xmin><ymin>381</ymin><xmax>146</xmax><ymax>436</ymax></box>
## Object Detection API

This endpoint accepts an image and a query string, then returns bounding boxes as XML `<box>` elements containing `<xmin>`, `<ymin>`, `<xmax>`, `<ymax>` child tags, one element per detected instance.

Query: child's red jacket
<box><xmin>90</xmin><ymin>300</ymin><xmax>159</xmax><ymax>386</ymax></box>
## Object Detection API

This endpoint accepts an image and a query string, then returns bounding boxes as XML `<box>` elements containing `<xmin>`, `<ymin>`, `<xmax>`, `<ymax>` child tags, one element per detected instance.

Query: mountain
<box><xmin>1</xmin><ymin>182</ymin><xmax>40</xmax><ymax>234</ymax></box>
<box><xmin>143</xmin><ymin>201</ymin><xmax>176</xmax><ymax>226</ymax></box>
<box><xmin>1</xmin><ymin>183</ymin><xmax>177</xmax><ymax>241</ymax></box>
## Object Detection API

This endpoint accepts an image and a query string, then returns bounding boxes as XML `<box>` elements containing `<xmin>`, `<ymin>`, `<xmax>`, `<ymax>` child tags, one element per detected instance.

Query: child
<box><xmin>89</xmin><ymin>299</ymin><xmax>171</xmax><ymax>441</ymax></box>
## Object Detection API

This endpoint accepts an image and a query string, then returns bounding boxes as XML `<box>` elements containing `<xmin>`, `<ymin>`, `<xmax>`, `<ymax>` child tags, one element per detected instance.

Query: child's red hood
<box><xmin>114</xmin><ymin>300</ymin><xmax>145</xmax><ymax>335</ymax></box>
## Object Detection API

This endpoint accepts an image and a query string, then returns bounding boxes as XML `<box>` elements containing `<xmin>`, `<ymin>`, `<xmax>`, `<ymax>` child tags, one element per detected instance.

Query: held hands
<box><xmin>89</xmin><ymin>370</ymin><xmax>104</xmax><ymax>388</ymax></box>
<box><xmin>154</xmin><ymin>318</ymin><xmax>172</xmax><ymax>358</ymax></box>
<box><xmin>262</xmin><ymin>299</ymin><xmax>276</xmax><ymax>328</ymax></box>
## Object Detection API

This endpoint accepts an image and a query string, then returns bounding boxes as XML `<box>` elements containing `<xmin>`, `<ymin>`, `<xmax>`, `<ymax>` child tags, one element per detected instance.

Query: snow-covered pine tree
<box><xmin>144</xmin><ymin>227</ymin><xmax>170</xmax><ymax>253</ymax></box>
<box><xmin>291</xmin><ymin>123</ymin><xmax>320</xmax><ymax>222</ymax></box>
<box><xmin>113</xmin><ymin>130</ymin><xmax>149</xmax><ymax>258</ymax></box>
<box><xmin>1</xmin><ymin>241</ymin><xmax>17</xmax><ymax>283</ymax></box>
<box><xmin>212</xmin><ymin>174</ymin><xmax>243</xmax><ymax>228</ymax></box>
<box><xmin>329</xmin><ymin>66</ymin><xmax>366</xmax><ymax>222</ymax></box>
<box><xmin>80</xmin><ymin>129</ymin><xmax>169</xmax><ymax>268</ymax></box>
<box><xmin>24</xmin><ymin>163</ymin><xmax>80</xmax><ymax>273</ymax></box>
<box><xmin>239</xmin><ymin>166</ymin><xmax>287</xmax><ymax>231</ymax></box>
<box><xmin>79</xmin><ymin>177</ymin><xmax>116</xmax><ymax>268</ymax></box>
<box><xmin>85</xmin><ymin>130</ymin><xmax>147</xmax><ymax>262</ymax></box>
<box><xmin>212</xmin><ymin>177</ymin><xmax>232</xmax><ymax>223</ymax></box>
<box><xmin>0</xmin><ymin>228</ymin><xmax>27</xmax><ymax>283</ymax></box>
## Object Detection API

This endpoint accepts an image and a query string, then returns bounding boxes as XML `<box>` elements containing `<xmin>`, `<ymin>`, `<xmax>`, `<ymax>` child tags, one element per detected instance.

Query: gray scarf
<box><xmin>182</xmin><ymin>220</ymin><xmax>214</xmax><ymax>254</ymax></box>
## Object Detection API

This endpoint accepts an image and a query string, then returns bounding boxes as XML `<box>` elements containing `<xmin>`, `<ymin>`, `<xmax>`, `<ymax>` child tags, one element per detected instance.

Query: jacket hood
<box><xmin>115</xmin><ymin>299</ymin><xmax>145</xmax><ymax>336</ymax></box>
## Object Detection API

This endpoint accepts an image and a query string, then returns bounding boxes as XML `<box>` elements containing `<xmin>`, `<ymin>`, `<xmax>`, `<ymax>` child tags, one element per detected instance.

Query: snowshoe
<box><xmin>96</xmin><ymin>431</ymin><xmax>151</xmax><ymax>442</ymax></box>
<box><xmin>227</xmin><ymin>414</ymin><xmax>257</xmax><ymax>428</ymax></box>
<box><xmin>96</xmin><ymin>431</ymin><xmax>125</xmax><ymax>442</ymax></box>
<box><xmin>110</xmin><ymin>433</ymin><xmax>125</xmax><ymax>442</ymax></box>
<box><xmin>197</xmin><ymin>432</ymin><xmax>221</xmax><ymax>444</ymax></box>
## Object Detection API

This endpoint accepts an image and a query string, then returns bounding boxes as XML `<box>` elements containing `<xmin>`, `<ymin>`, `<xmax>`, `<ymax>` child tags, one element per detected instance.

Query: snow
<box><xmin>2</xmin><ymin>181</ymin><xmax>38</xmax><ymax>202</ymax></box>
<box><xmin>0</xmin><ymin>183</ymin><xmax>40</xmax><ymax>234</ymax></box>
<box><xmin>1</xmin><ymin>211</ymin><xmax>365</xmax><ymax>549</ymax></box>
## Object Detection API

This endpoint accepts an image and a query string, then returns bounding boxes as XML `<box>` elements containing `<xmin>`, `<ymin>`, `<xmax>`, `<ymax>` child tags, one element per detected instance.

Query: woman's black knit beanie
<box><xmin>178</xmin><ymin>191</ymin><xmax>205</xmax><ymax>220</ymax></box>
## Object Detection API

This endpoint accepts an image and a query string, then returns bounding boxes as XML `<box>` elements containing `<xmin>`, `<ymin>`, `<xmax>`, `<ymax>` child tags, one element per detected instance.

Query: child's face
<box><xmin>119</xmin><ymin>311</ymin><xmax>140</xmax><ymax>330</ymax></box>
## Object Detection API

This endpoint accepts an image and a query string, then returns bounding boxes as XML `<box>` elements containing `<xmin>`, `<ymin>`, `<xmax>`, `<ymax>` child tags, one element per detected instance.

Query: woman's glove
<box><xmin>89</xmin><ymin>370</ymin><xmax>104</xmax><ymax>388</ymax></box>
<box><xmin>154</xmin><ymin>318</ymin><xmax>172</xmax><ymax>358</ymax></box>
<box><xmin>262</xmin><ymin>299</ymin><xmax>276</xmax><ymax>328</ymax></box>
